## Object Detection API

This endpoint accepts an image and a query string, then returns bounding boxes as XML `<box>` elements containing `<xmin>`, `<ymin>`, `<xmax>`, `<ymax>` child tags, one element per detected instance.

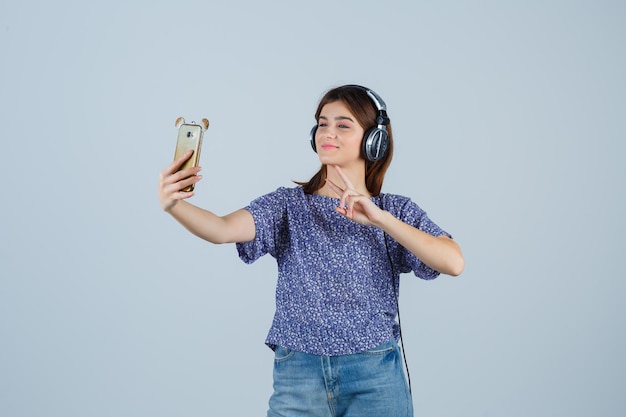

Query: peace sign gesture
<box><xmin>325</xmin><ymin>165</ymin><xmax>385</xmax><ymax>227</ymax></box>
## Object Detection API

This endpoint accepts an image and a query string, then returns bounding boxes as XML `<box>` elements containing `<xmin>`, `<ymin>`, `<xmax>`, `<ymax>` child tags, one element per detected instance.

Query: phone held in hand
<box><xmin>173</xmin><ymin>117</ymin><xmax>209</xmax><ymax>192</ymax></box>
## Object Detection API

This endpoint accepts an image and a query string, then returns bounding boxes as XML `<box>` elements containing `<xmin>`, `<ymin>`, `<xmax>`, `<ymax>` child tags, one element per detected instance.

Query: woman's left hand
<box><xmin>326</xmin><ymin>165</ymin><xmax>384</xmax><ymax>227</ymax></box>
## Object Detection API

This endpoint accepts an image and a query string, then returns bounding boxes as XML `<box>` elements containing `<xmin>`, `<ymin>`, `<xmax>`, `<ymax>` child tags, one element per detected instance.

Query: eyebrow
<box><xmin>318</xmin><ymin>115</ymin><xmax>355</xmax><ymax>122</ymax></box>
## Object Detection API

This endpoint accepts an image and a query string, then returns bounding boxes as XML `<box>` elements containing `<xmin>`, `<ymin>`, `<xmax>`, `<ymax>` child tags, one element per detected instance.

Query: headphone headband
<box><xmin>344</xmin><ymin>84</ymin><xmax>388</xmax><ymax>112</ymax></box>
<box><xmin>344</xmin><ymin>84</ymin><xmax>391</xmax><ymax>128</ymax></box>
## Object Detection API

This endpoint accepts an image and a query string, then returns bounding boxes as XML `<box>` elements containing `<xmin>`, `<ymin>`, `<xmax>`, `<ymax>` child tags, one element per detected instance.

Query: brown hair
<box><xmin>296</xmin><ymin>85</ymin><xmax>394</xmax><ymax>196</ymax></box>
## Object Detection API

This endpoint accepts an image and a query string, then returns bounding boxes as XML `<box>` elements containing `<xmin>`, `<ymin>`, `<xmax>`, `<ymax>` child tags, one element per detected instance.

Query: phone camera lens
<box><xmin>187</xmin><ymin>131</ymin><xmax>193</xmax><ymax>138</ymax></box>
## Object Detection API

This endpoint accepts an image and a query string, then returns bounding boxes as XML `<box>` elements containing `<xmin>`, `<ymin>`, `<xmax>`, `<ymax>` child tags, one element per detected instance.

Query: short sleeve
<box><xmin>236</xmin><ymin>188</ymin><xmax>288</xmax><ymax>263</ymax></box>
<box><xmin>383</xmin><ymin>194</ymin><xmax>452</xmax><ymax>280</ymax></box>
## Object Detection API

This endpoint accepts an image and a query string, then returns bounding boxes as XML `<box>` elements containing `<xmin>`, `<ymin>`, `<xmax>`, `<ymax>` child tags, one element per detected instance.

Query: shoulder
<box><xmin>253</xmin><ymin>185</ymin><xmax>303</xmax><ymax>199</ymax></box>
<box><xmin>380</xmin><ymin>192</ymin><xmax>450</xmax><ymax>237</ymax></box>
<box><xmin>378</xmin><ymin>192</ymin><xmax>422</xmax><ymax>214</ymax></box>
<box><xmin>247</xmin><ymin>186</ymin><xmax>304</xmax><ymax>208</ymax></box>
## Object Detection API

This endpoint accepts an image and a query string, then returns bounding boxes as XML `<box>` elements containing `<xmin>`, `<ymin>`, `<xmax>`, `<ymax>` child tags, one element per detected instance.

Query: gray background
<box><xmin>1</xmin><ymin>1</ymin><xmax>624</xmax><ymax>416</ymax></box>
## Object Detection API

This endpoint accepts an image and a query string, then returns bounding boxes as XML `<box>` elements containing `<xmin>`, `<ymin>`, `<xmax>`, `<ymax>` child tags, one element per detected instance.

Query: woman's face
<box><xmin>315</xmin><ymin>100</ymin><xmax>365</xmax><ymax>168</ymax></box>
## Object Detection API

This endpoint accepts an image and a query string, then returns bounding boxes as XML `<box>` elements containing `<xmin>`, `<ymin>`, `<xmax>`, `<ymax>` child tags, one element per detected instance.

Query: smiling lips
<box><xmin>321</xmin><ymin>144</ymin><xmax>338</xmax><ymax>150</ymax></box>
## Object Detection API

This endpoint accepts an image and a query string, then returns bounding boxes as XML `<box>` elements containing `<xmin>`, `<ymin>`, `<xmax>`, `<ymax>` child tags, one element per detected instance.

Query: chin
<box><xmin>317</xmin><ymin>155</ymin><xmax>336</xmax><ymax>165</ymax></box>
<box><xmin>318</xmin><ymin>155</ymin><xmax>363</xmax><ymax>168</ymax></box>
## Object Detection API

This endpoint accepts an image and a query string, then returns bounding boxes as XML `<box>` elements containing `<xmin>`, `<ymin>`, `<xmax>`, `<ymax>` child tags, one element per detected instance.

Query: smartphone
<box><xmin>173</xmin><ymin>119</ymin><xmax>207</xmax><ymax>192</ymax></box>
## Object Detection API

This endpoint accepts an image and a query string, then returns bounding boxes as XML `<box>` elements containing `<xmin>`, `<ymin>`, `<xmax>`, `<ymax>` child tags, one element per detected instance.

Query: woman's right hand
<box><xmin>158</xmin><ymin>150</ymin><xmax>202</xmax><ymax>212</ymax></box>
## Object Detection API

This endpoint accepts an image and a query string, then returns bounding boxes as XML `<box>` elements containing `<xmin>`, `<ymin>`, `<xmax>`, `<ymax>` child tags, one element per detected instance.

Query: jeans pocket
<box><xmin>274</xmin><ymin>345</ymin><xmax>295</xmax><ymax>362</ymax></box>
<box><xmin>363</xmin><ymin>339</ymin><xmax>396</xmax><ymax>356</ymax></box>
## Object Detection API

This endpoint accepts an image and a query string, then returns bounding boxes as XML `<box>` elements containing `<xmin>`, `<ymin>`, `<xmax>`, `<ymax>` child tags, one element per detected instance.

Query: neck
<box><xmin>317</xmin><ymin>163</ymin><xmax>370</xmax><ymax>198</ymax></box>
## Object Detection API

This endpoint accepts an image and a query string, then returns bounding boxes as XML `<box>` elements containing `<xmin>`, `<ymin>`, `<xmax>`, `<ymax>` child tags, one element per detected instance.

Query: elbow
<box><xmin>447</xmin><ymin>253</ymin><xmax>465</xmax><ymax>277</ymax></box>
<box><xmin>447</xmin><ymin>257</ymin><xmax>464</xmax><ymax>276</ymax></box>
<box><xmin>440</xmin><ymin>244</ymin><xmax>464</xmax><ymax>276</ymax></box>
<box><xmin>436</xmin><ymin>237</ymin><xmax>464</xmax><ymax>276</ymax></box>
<box><xmin>431</xmin><ymin>235</ymin><xmax>464</xmax><ymax>277</ymax></box>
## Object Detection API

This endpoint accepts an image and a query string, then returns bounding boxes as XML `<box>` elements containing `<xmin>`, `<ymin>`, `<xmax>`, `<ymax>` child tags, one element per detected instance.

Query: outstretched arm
<box><xmin>326</xmin><ymin>165</ymin><xmax>464</xmax><ymax>276</ymax></box>
<box><xmin>158</xmin><ymin>150</ymin><xmax>255</xmax><ymax>244</ymax></box>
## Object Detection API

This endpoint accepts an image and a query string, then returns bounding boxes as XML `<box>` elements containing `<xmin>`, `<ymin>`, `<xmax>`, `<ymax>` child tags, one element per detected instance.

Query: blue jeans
<box><xmin>267</xmin><ymin>340</ymin><xmax>413</xmax><ymax>417</ymax></box>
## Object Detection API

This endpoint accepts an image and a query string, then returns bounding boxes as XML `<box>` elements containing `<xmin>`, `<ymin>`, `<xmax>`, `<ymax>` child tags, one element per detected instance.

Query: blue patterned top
<box><xmin>236</xmin><ymin>186</ymin><xmax>450</xmax><ymax>356</ymax></box>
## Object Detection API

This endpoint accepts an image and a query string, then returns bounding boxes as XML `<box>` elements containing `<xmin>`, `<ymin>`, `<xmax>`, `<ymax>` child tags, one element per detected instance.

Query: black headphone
<box><xmin>309</xmin><ymin>85</ymin><xmax>391</xmax><ymax>162</ymax></box>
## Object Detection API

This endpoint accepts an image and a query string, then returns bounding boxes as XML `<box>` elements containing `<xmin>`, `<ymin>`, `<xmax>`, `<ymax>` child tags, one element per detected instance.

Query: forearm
<box><xmin>376</xmin><ymin>211</ymin><xmax>464</xmax><ymax>276</ymax></box>
<box><xmin>166</xmin><ymin>201</ymin><xmax>255</xmax><ymax>244</ymax></box>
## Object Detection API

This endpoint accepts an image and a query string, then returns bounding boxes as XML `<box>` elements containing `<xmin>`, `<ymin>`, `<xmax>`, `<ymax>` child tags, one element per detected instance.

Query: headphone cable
<box><xmin>380</xmin><ymin>196</ymin><xmax>412</xmax><ymax>396</ymax></box>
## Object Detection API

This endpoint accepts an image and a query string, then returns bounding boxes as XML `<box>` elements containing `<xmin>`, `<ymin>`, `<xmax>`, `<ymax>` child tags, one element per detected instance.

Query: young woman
<box><xmin>158</xmin><ymin>85</ymin><xmax>464</xmax><ymax>417</ymax></box>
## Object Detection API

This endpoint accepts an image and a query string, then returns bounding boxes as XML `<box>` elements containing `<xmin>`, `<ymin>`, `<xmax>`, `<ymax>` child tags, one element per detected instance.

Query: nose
<box><xmin>320</xmin><ymin>126</ymin><xmax>337</xmax><ymax>139</ymax></box>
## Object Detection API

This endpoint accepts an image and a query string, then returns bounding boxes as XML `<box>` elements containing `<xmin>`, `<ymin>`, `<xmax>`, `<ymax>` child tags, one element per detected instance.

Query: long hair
<box><xmin>296</xmin><ymin>85</ymin><xmax>394</xmax><ymax>196</ymax></box>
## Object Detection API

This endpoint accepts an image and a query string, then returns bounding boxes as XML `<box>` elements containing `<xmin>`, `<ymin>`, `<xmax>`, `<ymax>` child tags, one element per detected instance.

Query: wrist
<box><xmin>162</xmin><ymin>199</ymin><xmax>179</xmax><ymax>213</ymax></box>
<box><xmin>374</xmin><ymin>209</ymin><xmax>395</xmax><ymax>231</ymax></box>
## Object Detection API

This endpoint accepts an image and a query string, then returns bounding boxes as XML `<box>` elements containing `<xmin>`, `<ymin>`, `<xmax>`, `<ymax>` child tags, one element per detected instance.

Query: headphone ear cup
<box><xmin>309</xmin><ymin>125</ymin><xmax>318</xmax><ymax>153</ymax></box>
<box><xmin>362</xmin><ymin>127</ymin><xmax>390</xmax><ymax>162</ymax></box>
